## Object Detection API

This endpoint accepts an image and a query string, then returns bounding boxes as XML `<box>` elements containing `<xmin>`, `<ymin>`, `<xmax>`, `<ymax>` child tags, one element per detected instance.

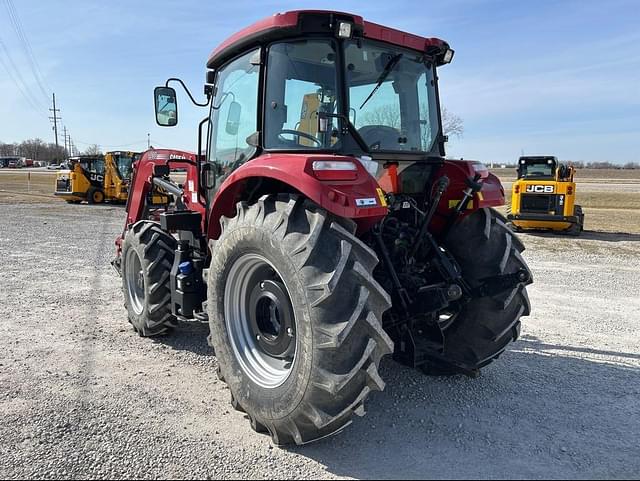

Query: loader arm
<box><xmin>115</xmin><ymin>148</ymin><xmax>206</xmax><ymax>259</ymax></box>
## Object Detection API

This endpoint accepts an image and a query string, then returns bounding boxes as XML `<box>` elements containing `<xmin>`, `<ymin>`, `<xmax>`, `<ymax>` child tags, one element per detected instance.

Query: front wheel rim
<box><xmin>225</xmin><ymin>253</ymin><xmax>297</xmax><ymax>389</ymax></box>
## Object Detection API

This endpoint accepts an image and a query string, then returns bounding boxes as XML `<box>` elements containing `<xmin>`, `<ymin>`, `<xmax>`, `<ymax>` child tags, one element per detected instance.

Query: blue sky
<box><xmin>1</xmin><ymin>0</ymin><xmax>638</xmax><ymax>164</ymax></box>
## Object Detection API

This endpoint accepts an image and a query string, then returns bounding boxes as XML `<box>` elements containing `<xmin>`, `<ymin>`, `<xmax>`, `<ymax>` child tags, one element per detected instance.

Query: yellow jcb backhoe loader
<box><xmin>54</xmin><ymin>151</ymin><xmax>140</xmax><ymax>204</ymax></box>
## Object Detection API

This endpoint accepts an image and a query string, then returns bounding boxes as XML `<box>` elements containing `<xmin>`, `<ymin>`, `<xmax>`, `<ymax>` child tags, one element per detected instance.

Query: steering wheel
<box><xmin>277</xmin><ymin>129</ymin><xmax>322</xmax><ymax>146</ymax></box>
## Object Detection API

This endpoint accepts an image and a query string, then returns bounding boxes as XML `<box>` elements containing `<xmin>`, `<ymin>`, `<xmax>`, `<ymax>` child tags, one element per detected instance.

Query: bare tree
<box><xmin>361</xmin><ymin>104</ymin><xmax>464</xmax><ymax>145</ymax></box>
<box><xmin>362</xmin><ymin>106</ymin><xmax>401</xmax><ymax>129</ymax></box>
<box><xmin>18</xmin><ymin>138</ymin><xmax>46</xmax><ymax>161</ymax></box>
<box><xmin>0</xmin><ymin>142</ymin><xmax>17</xmax><ymax>156</ymax></box>
<box><xmin>83</xmin><ymin>144</ymin><xmax>103</xmax><ymax>156</ymax></box>
<box><xmin>441</xmin><ymin>107</ymin><xmax>464</xmax><ymax>138</ymax></box>
<box><xmin>1</xmin><ymin>139</ymin><xmax>65</xmax><ymax>161</ymax></box>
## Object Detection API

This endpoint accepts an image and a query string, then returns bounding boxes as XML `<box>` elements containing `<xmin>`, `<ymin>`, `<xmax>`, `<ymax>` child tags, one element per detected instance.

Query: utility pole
<box><xmin>49</xmin><ymin>93</ymin><xmax>61</xmax><ymax>160</ymax></box>
<box><xmin>147</xmin><ymin>133</ymin><xmax>150</xmax><ymax>149</ymax></box>
<box><xmin>62</xmin><ymin>126</ymin><xmax>68</xmax><ymax>160</ymax></box>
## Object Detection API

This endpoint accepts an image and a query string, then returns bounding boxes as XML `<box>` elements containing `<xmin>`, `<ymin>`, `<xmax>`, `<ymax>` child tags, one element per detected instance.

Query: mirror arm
<box><xmin>197</xmin><ymin>115</ymin><xmax>211</xmax><ymax>217</ymax></box>
<box><xmin>165</xmin><ymin>78</ymin><xmax>209</xmax><ymax>107</ymax></box>
<box><xmin>197</xmin><ymin>116</ymin><xmax>208</xmax><ymax>167</ymax></box>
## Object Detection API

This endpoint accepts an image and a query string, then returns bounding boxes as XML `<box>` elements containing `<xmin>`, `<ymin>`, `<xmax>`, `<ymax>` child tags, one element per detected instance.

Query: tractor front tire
<box><xmin>208</xmin><ymin>195</ymin><xmax>393</xmax><ymax>445</ymax></box>
<box><xmin>441</xmin><ymin>208</ymin><xmax>532</xmax><ymax>371</ymax></box>
<box><xmin>121</xmin><ymin>221</ymin><xmax>177</xmax><ymax>336</ymax></box>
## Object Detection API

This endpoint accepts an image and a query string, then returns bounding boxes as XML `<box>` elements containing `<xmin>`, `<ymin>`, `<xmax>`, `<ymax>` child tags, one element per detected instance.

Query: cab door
<box><xmin>205</xmin><ymin>48</ymin><xmax>261</xmax><ymax>202</ymax></box>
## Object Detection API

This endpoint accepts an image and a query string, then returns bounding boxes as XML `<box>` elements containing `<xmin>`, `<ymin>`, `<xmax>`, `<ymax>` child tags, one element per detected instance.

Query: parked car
<box><xmin>1</xmin><ymin>156</ymin><xmax>25</xmax><ymax>168</ymax></box>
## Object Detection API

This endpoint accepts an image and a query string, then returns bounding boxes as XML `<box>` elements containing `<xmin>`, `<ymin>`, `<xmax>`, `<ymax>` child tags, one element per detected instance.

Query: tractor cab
<box><xmin>153</xmin><ymin>11</ymin><xmax>459</xmax><ymax>203</ymax></box>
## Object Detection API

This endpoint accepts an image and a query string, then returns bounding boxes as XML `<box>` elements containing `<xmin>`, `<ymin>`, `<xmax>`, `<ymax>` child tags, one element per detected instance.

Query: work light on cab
<box><xmin>337</xmin><ymin>21</ymin><xmax>352</xmax><ymax>38</ymax></box>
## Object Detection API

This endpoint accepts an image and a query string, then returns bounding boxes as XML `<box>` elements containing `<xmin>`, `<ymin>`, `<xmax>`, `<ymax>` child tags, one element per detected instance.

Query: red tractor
<box><xmin>114</xmin><ymin>10</ymin><xmax>532</xmax><ymax>445</ymax></box>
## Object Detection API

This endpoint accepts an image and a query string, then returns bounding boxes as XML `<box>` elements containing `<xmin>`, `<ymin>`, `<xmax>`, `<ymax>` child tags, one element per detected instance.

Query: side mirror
<box><xmin>225</xmin><ymin>101</ymin><xmax>241</xmax><ymax>136</ymax></box>
<box><xmin>154</xmin><ymin>86</ymin><xmax>178</xmax><ymax>127</ymax></box>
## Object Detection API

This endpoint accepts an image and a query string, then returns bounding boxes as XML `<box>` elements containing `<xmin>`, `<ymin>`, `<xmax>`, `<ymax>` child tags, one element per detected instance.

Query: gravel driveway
<box><xmin>1</xmin><ymin>203</ymin><xmax>638</xmax><ymax>479</ymax></box>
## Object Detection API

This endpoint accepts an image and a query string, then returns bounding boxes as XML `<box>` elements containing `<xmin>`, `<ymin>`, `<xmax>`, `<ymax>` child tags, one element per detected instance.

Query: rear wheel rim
<box><xmin>126</xmin><ymin>249</ymin><xmax>145</xmax><ymax>315</ymax></box>
<box><xmin>225</xmin><ymin>253</ymin><xmax>297</xmax><ymax>389</ymax></box>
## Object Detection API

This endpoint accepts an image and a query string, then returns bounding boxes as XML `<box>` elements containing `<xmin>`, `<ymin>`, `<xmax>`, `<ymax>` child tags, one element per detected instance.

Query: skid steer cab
<box><xmin>508</xmin><ymin>156</ymin><xmax>584</xmax><ymax>235</ymax></box>
<box><xmin>54</xmin><ymin>151</ymin><xmax>140</xmax><ymax>204</ymax></box>
<box><xmin>113</xmin><ymin>10</ymin><xmax>532</xmax><ymax>446</ymax></box>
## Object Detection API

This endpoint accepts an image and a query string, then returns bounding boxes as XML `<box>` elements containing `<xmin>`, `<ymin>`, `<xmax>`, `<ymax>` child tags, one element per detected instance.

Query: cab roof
<box><xmin>207</xmin><ymin>10</ymin><xmax>450</xmax><ymax>69</ymax></box>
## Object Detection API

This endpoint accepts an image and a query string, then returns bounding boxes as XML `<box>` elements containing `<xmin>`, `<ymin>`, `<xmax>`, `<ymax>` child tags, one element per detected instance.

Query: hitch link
<box><xmin>472</xmin><ymin>269</ymin><xmax>531</xmax><ymax>298</ymax></box>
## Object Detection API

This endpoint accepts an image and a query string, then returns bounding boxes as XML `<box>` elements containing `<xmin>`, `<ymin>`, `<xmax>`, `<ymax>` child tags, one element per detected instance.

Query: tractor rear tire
<box><xmin>208</xmin><ymin>194</ymin><xmax>393</xmax><ymax>445</ymax></box>
<box><xmin>87</xmin><ymin>187</ymin><xmax>105</xmax><ymax>204</ymax></box>
<box><xmin>440</xmin><ymin>208</ymin><xmax>532</xmax><ymax>371</ymax></box>
<box><xmin>121</xmin><ymin>221</ymin><xmax>177</xmax><ymax>336</ymax></box>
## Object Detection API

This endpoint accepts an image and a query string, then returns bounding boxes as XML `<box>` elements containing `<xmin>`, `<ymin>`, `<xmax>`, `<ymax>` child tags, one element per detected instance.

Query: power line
<box><xmin>0</xmin><ymin>45</ymin><xmax>44</xmax><ymax>116</ymax></box>
<box><xmin>149</xmin><ymin>140</ymin><xmax>174</xmax><ymax>149</ymax></box>
<box><xmin>0</xmin><ymin>34</ymin><xmax>48</xmax><ymax>114</ymax></box>
<box><xmin>3</xmin><ymin>0</ymin><xmax>51</xmax><ymax>101</ymax></box>
<box><xmin>73</xmin><ymin>139</ymin><xmax>148</xmax><ymax>148</ymax></box>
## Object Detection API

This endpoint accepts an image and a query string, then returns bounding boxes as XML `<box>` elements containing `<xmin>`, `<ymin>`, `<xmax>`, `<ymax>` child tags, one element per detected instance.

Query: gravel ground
<box><xmin>0</xmin><ymin>203</ymin><xmax>639</xmax><ymax>480</ymax></box>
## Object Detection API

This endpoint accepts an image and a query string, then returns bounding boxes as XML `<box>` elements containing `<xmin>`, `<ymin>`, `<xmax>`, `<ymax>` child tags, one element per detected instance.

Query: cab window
<box><xmin>264</xmin><ymin>40</ymin><xmax>339</xmax><ymax>150</ymax></box>
<box><xmin>208</xmin><ymin>49</ymin><xmax>260</xmax><ymax>182</ymax></box>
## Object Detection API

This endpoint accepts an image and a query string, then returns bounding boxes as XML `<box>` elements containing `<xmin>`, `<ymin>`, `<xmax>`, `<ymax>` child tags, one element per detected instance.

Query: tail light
<box><xmin>514</xmin><ymin>185</ymin><xmax>520</xmax><ymax>194</ymax></box>
<box><xmin>312</xmin><ymin>161</ymin><xmax>358</xmax><ymax>181</ymax></box>
<box><xmin>567</xmin><ymin>186</ymin><xmax>573</xmax><ymax>195</ymax></box>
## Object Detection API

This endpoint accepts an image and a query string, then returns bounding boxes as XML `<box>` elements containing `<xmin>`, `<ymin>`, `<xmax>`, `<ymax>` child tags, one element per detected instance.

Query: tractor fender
<box><xmin>207</xmin><ymin>153</ymin><xmax>387</xmax><ymax>240</ymax></box>
<box><xmin>427</xmin><ymin>160</ymin><xmax>505</xmax><ymax>234</ymax></box>
<box><xmin>435</xmin><ymin>159</ymin><xmax>505</xmax><ymax>212</ymax></box>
